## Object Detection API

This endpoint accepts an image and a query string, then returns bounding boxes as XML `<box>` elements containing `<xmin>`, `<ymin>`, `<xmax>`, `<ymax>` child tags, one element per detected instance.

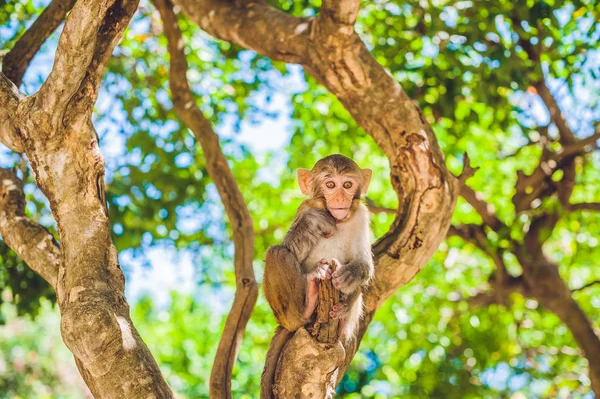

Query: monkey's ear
<box><xmin>297</xmin><ymin>169</ymin><xmax>312</xmax><ymax>196</ymax></box>
<box><xmin>361</xmin><ymin>169</ymin><xmax>372</xmax><ymax>194</ymax></box>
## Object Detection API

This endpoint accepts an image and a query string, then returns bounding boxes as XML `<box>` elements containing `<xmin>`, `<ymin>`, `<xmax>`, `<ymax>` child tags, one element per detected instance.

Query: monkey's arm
<box><xmin>282</xmin><ymin>207</ymin><xmax>336</xmax><ymax>263</ymax></box>
<box><xmin>263</xmin><ymin>208</ymin><xmax>336</xmax><ymax>331</ymax></box>
<box><xmin>263</xmin><ymin>245</ymin><xmax>309</xmax><ymax>331</ymax></box>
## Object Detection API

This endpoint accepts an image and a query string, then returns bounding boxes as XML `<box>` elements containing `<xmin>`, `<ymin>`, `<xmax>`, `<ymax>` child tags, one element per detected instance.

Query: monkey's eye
<box><xmin>343</xmin><ymin>181</ymin><xmax>353</xmax><ymax>189</ymax></box>
<box><xmin>325</xmin><ymin>181</ymin><xmax>336</xmax><ymax>189</ymax></box>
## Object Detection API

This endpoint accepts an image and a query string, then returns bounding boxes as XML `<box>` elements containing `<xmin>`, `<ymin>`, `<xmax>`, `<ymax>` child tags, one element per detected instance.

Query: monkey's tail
<box><xmin>260</xmin><ymin>326</ymin><xmax>293</xmax><ymax>399</ymax></box>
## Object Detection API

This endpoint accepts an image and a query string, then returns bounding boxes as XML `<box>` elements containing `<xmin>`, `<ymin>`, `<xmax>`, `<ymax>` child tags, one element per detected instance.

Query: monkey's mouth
<box><xmin>329</xmin><ymin>207</ymin><xmax>350</xmax><ymax>220</ymax></box>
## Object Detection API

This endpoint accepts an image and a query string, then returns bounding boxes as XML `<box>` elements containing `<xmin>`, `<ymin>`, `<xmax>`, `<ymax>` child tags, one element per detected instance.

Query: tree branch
<box><xmin>153</xmin><ymin>1</ymin><xmax>258</xmax><ymax>397</ymax></box>
<box><xmin>572</xmin><ymin>280</ymin><xmax>600</xmax><ymax>293</ymax></box>
<box><xmin>456</xmin><ymin>152</ymin><xmax>479</xmax><ymax>184</ymax></box>
<box><xmin>36</xmin><ymin>0</ymin><xmax>118</xmax><ymax>118</ymax></box>
<box><xmin>512</xmin><ymin>130</ymin><xmax>599</xmax><ymax>213</ymax></box>
<box><xmin>171</xmin><ymin>0</ymin><xmax>310</xmax><ymax>64</ymax></box>
<box><xmin>365</xmin><ymin>198</ymin><xmax>396</xmax><ymax>214</ymax></box>
<box><xmin>570</xmin><ymin>202</ymin><xmax>600</xmax><ymax>212</ymax></box>
<box><xmin>317</xmin><ymin>0</ymin><xmax>360</xmax><ymax>36</ymax></box>
<box><xmin>2</xmin><ymin>0</ymin><xmax>77</xmax><ymax>87</ymax></box>
<box><xmin>4</xmin><ymin>0</ymin><xmax>175</xmax><ymax>396</ymax></box>
<box><xmin>64</xmin><ymin>0</ymin><xmax>140</xmax><ymax>123</ymax></box>
<box><xmin>0</xmin><ymin>72</ymin><xmax>24</xmax><ymax>152</ymax></box>
<box><xmin>460</xmin><ymin>185</ymin><xmax>504</xmax><ymax>231</ymax></box>
<box><xmin>0</xmin><ymin>168</ymin><xmax>59</xmax><ymax>287</ymax></box>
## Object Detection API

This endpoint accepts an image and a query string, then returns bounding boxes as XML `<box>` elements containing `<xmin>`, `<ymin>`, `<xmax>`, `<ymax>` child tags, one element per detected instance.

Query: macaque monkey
<box><xmin>261</xmin><ymin>154</ymin><xmax>374</xmax><ymax>398</ymax></box>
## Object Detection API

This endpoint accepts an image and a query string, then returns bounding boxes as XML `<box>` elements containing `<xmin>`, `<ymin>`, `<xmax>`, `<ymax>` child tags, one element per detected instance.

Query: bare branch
<box><xmin>512</xmin><ymin>130</ymin><xmax>599</xmax><ymax>213</ymax></box>
<box><xmin>171</xmin><ymin>0</ymin><xmax>310</xmax><ymax>64</ymax></box>
<box><xmin>2</xmin><ymin>0</ymin><xmax>77</xmax><ymax>87</ymax></box>
<box><xmin>0</xmin><ymin>168</ymin><xmax>59</xmax><ymax>287</ymax></box>
<box><xmin>365</xmin><ymin>198</ymin><xmax>396</xmax><ymax>214</ymax></box>
<box><xmin>64</xmin><ymin>0</ymin><xmax>140</xmax><ymax>122</ymax></box>
<box><xmin>153</xmin><ymin>1</ymin><xmax>258</xmax><ymax>397</ymax></box>
<box><xmin>318</xmin><ymin>0</ymin><xmax>360</xmax><ymax>34</ymax></box>
<box><xmin>572</xmin><ymin>280</ymin><xmax>600</xmax><ymax>293</ymax></box>
<box><xmin>0</xmin><ymin>72</ymin><xmax>24</xmax><ymax>152</ymax></box>
<box><xmin>37</xmin><ymin>0</ymin><xmax>118</xmax><ymax>116</ymax></box>
<box><xmin>535</xmin><ymin>79</ymin><xmax>576</xmax><ymax>145</ymax></box>
<box><xmin>447</xmin><ymin>224</ymin><xmax>508</xmax><ymax>280</ymax></box>
<box><xmin>460</xmin><ymin>185</ymin><xmax>504</xmax><ymax>231</ymax></box>
<box><xmin>570</xmin><ymin>203</ymin><xmax>600</xmax><ymax>212</ymax></box>
<box><xmin>457</xmin><ymin>152</ymin><xmax>479</xmax><ymax>184</ymax></box>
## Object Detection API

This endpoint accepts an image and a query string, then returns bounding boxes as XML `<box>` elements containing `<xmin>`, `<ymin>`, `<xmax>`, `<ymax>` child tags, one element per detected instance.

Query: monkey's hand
<box><xmin>304</xmin><ymin>259</ymin><xmax>332</xmax><ymax>319</ymax></box>
<box><xmin>306</xmin><ymin>209</ymin><xmax>337</xmax><ymax>239</ymax></box>
<box><xmin>332</xmin><ymin>259</ymin><xmax>364</xmax><ymax>294</ymax></box>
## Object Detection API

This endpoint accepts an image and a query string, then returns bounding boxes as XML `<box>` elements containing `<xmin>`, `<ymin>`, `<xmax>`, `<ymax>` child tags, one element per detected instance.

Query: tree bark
<box><xmin>0</xmin><ymin>0</ymin><xmax>174</xmax><ymax>396</ymax></box>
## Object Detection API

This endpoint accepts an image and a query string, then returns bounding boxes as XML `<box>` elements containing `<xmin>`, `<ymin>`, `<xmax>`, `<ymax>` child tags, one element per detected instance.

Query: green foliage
<box><xmin>1</xmin><ymin>0</ymin><xmax>599</xmax><ymax>397</ymax></box>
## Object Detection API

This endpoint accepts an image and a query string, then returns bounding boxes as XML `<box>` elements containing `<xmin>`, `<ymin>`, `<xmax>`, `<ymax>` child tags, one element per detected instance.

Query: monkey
<box><xmin>261</xmin><ymin>154</ymin><xmax>374</xmax><ymax>398</ymax></box>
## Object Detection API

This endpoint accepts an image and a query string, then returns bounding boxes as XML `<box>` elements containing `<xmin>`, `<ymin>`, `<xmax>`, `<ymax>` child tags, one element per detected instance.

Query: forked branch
<box><xmin>2</xmin><ymin>0</ymin><xmax>77</xmax><ymax>87</ymax></box>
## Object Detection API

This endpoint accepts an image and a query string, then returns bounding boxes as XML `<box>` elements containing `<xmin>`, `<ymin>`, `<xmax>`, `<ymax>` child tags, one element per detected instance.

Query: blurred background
<box><xmin>0</xmin><ymin>0</ymin><xmax>599</xmax><ymax>397</ymax></box>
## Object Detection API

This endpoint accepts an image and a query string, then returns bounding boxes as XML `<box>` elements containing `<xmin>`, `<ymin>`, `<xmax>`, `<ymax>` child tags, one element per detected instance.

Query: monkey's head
<box><xmin>297</xmin><ymin>154</ymin><xmax>372</xmax><ymax>222</ymax></box>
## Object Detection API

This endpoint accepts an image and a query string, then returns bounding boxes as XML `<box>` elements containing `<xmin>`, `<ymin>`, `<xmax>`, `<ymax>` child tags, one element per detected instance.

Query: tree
<box><xmin>0</xmin><ymin>0</ymin><xmax>598</xmax><ymax>397</ymax></box>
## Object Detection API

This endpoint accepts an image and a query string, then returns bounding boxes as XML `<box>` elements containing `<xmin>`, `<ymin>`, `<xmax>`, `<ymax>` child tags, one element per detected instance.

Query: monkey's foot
<box><xmin>304</xmin><ymin>280</ymin><xmax>319</xmax><ymax>319</ymax></box>
<box><xmin>329</xmin><ymin>302</ymin><xmax>349</xmax><ymax>320</ymax></box>
<box><xmin>304</xmin><ymin>262</ymin><xmax>332</xmax><ymax>319</ymax></box>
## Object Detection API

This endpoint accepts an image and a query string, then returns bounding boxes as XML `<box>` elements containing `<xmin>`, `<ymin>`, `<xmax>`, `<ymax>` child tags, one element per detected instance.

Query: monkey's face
<box><xmin>320</xmin><ymin>173</ymin><xmax>360</xmax><ymax>221</ymax></box>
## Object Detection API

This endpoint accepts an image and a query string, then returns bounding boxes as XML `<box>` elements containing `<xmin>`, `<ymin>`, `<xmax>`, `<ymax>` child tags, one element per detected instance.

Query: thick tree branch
<box><xmin>2</xmin><ymin>0</ymin><xmax>77</xmax><ymax>87</ymax></box>
<box><xmin>65</xmin><ymin>0</ymin><xmax>140</xmax><ymax>123</ymax></box>
<box><xmin>515</xmin><ymin>248</ymin><xmax>600</xmax><ymax>393</ymax></box>
<box><xmin>153</xmin><ymin>1</ymin><xmax>258</xmax><ymax>397</ymax></box>
<box><xmin>171</xmin><ymin>0</ymin><xmax>310</xmax><ymax>64</ymax></box>
<box><xmin>317</xmin><ymin>0</ymin><xmax>360</xmax><ymax>36</ymax></box>
<box><xmin>0</xmin><ymin>169</ymin><xmax>59</xmax><ymax>287</ymax></box>
<box><xmin>36</xmin><ymin>0</ymin><xmax>117</xmax><ymax>118</ymax></box>
<box><xmin>2</xmin><ymin>0</ymin><xmax>175</xmax><ymax>396</ymax></box>
<box><xmin>0</xmin><ymin>72</ymin><xmax>24</xmax><ymax>152</ymax></box>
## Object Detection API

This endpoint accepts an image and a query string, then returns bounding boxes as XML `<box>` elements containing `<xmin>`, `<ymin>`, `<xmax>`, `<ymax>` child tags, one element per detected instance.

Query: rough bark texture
<box><xmin>310</xmin><ymin>278</ymin><xmax>341</xmax><ymax>344</ymax></box>
<box><xmin>171</xmin><ymin>0</ymin><xmax>459</xmax><ymax>396</ymax></box>
<box><xmin>0</xmin><ymin>168</ymin><xmax>60</xmax><ymax>287</ymax></box>
<box><xmin>0</xmin><ymin>0</ymin><xmax>174</xmax><ymax>397</ymax></box>
<box><xmin>152</xmin><ymin>0</ymin><xmax>259</xmax><ymax>397</ymax></box>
